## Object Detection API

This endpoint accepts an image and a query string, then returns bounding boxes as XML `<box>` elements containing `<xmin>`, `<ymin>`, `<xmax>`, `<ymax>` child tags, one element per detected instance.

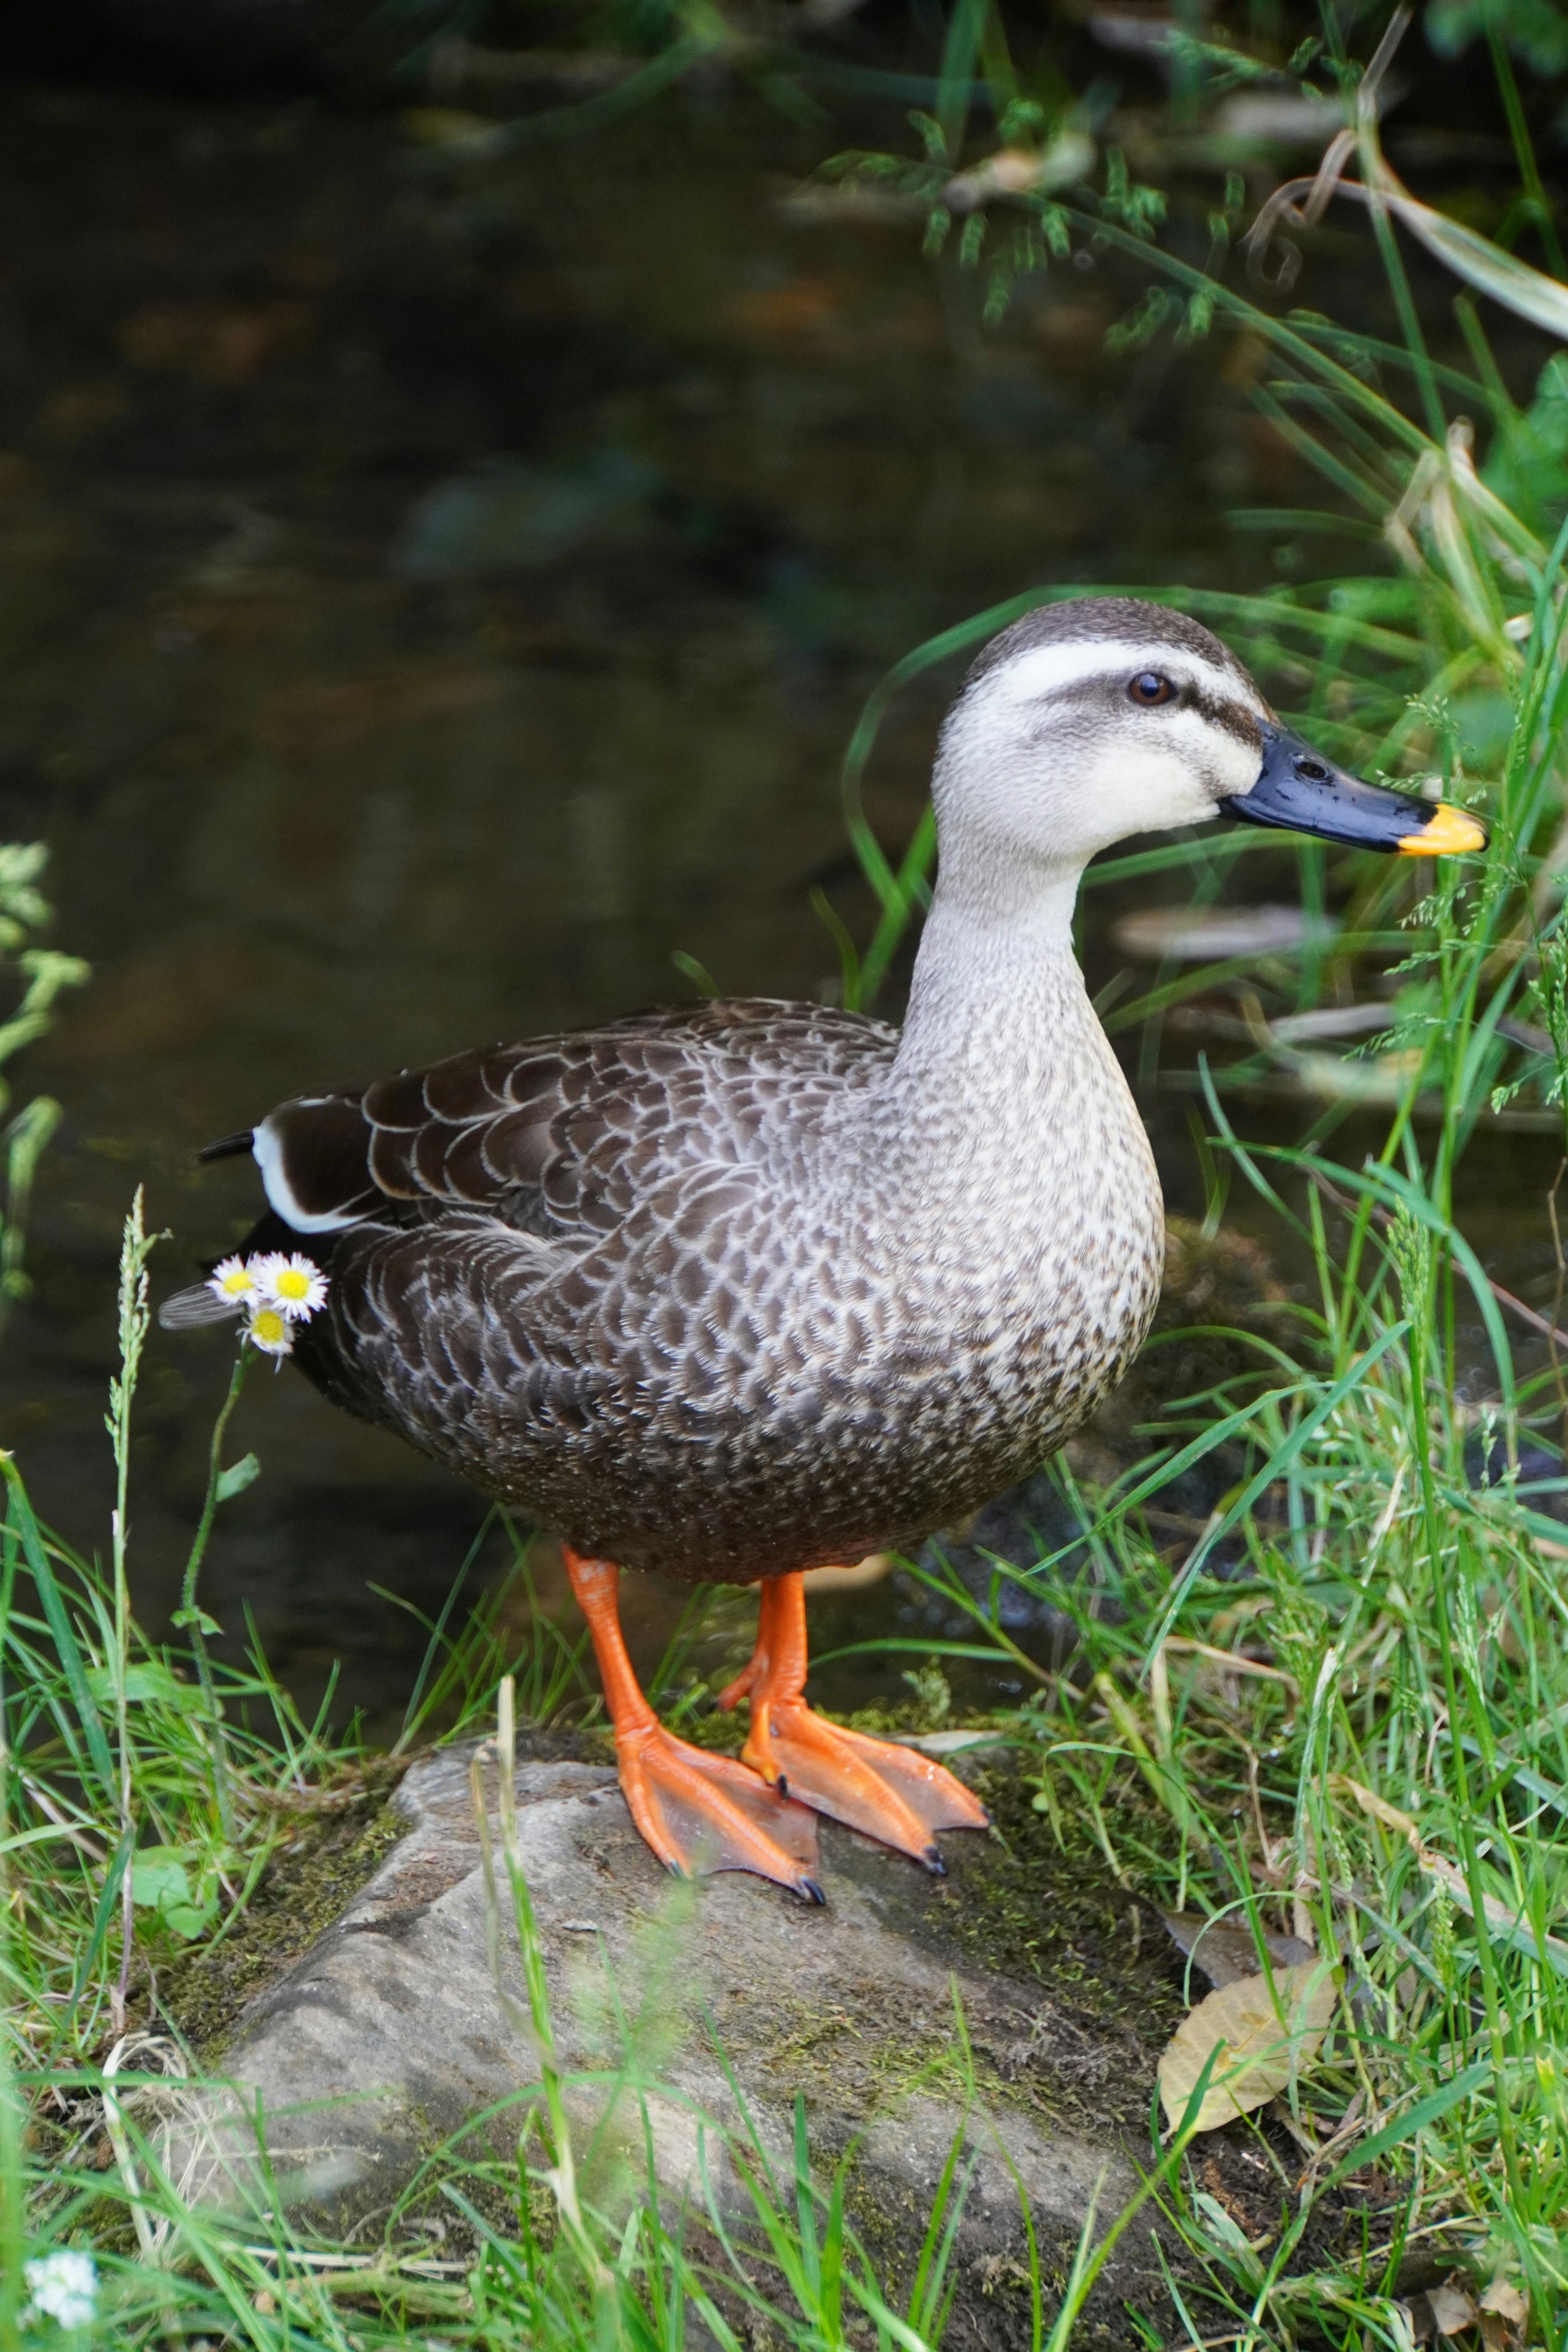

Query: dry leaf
<box><xmin>1403</xmin><ymin>2294</ymin><xmax>1451</xmax><ymax>2345</ymax></box>
<box><xmin>1271</xmin><ymin>1001</ymin><xmax>1394</xmax><ymax>1043</ymax></box>
<box><xmin>893</xmin><ymin>1728</ymin><xmax>1004</xmax><ymax>1755</ymax></box>
<box><xmin>1478</xmin><ymin>2278</ymin><xmax>1527</xmax><ymax>2350</ymax></box>
<box><xmin>1163</xmin><ymin>1634</ymin><xmax>1297</xmax><ymax>1689</ymax></box>
<box><xmin>1332</xmin><ymin>1776</ymin><xmax>1568</xmax><ymax>1971</ymax></box>
<box><xmin>1332</xmin><ymin>1774</ymin><xmax>1420</xmax><ymax>1844</ymax></box>
<box><xmin>1214</xmin><ymin>89</ymin><xmax>1346</xmax><ymax>145</ymax></box>
<box><xmin>1373</xmin><ymin>174</ymin><xmax>1568</xmax><ymax>343</ymax></box>
<box><xmin>1158</xmin><ymin>1960</ymin><xmax>1339</xmax><ymax>2134</ymax></box>
<box><xmin>1426</xmin><ymin>2285</ymin><xmax>1479</xmax><ymax>2337</ymax></box>
<box><xmin>1285</xmin><ymin>1048</ymin><xmax>1428</xmax><ymax>1107</ymax></box>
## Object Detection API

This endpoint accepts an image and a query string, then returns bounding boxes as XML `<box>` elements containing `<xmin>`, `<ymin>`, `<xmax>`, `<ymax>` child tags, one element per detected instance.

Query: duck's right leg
<box><xmin>716</xmin><ymin>1573</ymin><xmax>989</xmax><ymax>1869</ymax></box>
<box><xmin>563</xmin><ymin>1548</ymin><xmax>824</xmax><ymax>1902</ymax></box>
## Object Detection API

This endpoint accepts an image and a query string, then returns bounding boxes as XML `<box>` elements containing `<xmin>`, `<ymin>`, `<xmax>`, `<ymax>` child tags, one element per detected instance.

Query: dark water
<box><xmin>1</xmin><ymin>72</ymin><xmax>1561</xmax><ymax>1739</ymax></box>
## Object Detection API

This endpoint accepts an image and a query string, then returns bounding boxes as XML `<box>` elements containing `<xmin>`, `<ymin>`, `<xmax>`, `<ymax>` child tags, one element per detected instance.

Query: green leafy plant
<box><xmin>0</xmin><ymin>845</ymin><xmax>86</xmax><ymax>1339</ymax></box>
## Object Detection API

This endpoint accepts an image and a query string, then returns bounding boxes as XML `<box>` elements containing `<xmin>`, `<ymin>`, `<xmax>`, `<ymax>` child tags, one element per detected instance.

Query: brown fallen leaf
<box><xmin>1331</xmin><ymin>1774</ymin><xmax>1420</xmax><ymax>1844</ymax></box>
<box><xmin>1332</xmin><ymin>1775</ymin><xmax>1568</xmax><ymax>1970</ymax></box>
<box><xmin>1158</xmin><ymin>1959</ymin><xmax>1339</xmax><ymax>2134</ymax></box>
<box><xmin>1478</xmin><ymin>2278</ymin><xmax>1528</xmax><ymax>2352</ymax></box>
<box><xmin>1426</xmin><ymin>2284</ymin><xmax>1479</xmax><ymax>2337</ymax></box>
<box><xmin>1402</xmin><ymin>2294</ymin><xmax>1459</xmax><ymax>2346</ymax></box>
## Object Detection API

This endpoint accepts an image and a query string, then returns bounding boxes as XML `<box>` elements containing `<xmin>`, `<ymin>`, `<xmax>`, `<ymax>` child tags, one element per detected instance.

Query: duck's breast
<box><xmin>826</xmin><ymin>984</ymin><xmax>1165</xmax><ymax>1521</ymax></box>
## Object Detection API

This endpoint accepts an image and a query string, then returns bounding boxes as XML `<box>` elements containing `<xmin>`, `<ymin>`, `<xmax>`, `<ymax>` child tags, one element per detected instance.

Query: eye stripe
<box><xmin>1187</xmin><ymin>686</ymin><xmax>1265</xmax><ymax>749</ymax></box>
<box><xmin>1016</xmin><ymin>670</ymin><xmax>1264</xmax><ymax>749</ymax></box>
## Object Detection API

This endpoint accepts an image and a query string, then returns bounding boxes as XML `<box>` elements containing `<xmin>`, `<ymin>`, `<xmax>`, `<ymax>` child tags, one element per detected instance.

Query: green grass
<box><xmin>8</xmin><ymin>4</ymin><xmax>1568</xmax><ymax>2343</ymax></box>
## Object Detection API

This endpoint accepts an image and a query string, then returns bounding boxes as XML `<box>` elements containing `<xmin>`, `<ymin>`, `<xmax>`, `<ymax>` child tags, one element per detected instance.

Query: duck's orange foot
<box><xmin>615</xmin><ymin>1718</ymin><xmax>824</xmax><ymax>1900</ymax></box>
<box><xmin>718</xmin><ymin>1571</ymin><xmax>989</xmax><ymax>1872</ymax></box>
<box><xmin>563</xmin><ymin>1546</ymin><xmax>824</xmax><ymax>1901</ymax></box>
<box><xmin>743</xmin><ymin>1702</ymin><xmax>987</xmax><ymax>1871</ymax></box>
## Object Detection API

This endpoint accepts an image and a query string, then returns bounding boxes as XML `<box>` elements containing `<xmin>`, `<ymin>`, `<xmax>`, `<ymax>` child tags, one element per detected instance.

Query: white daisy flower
<box><xmin>243</xmin><ymin>1301</ymin><xmax>295</xmax><ymax>1363</ymax></box>
<box><xmin>252</xmin><ymin>1250</ymin><xmax>329</xmax><ymax>1322</ymax></box>
<box><xmin>22</xmin><ymin>2249</ymin><xmax>98</xmax><ymax>2329</ymax></box>
<box><xmin>206</xmin><ymin>1254</ymin><xmax>258</xmax><ymax>1311</ymax></box>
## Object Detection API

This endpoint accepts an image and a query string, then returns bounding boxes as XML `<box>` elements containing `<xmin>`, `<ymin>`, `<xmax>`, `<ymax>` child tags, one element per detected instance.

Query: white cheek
<box><xmin>1211</xmin><ymin>730</ymin><xmax>1267</xmax><ymax>797</ymax></box>
<box><xmin>1082</xmin><ymin>744</ymin><xmax>1225</xmax><ymax>845</ymax></box>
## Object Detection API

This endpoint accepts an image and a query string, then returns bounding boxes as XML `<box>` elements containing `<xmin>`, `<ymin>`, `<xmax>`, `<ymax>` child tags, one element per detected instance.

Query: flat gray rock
<box><xmin>165</xmin><ymin>1741</ymin><xmax>1166</xmax><ymax>2325</ymax></box>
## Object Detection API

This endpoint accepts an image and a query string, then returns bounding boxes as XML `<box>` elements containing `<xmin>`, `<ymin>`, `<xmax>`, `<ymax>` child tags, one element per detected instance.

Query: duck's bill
<box><xmin>1218</xmin><ymin>724</ymin><xmax>1488</xmax><ymax>856</ymax></box>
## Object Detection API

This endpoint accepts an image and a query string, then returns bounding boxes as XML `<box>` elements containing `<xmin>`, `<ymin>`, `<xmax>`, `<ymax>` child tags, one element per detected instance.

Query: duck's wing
<box><xmin>178</xmin><ymin>998</ymin><xmax>898</xmax><ymax>1278</ymax></box>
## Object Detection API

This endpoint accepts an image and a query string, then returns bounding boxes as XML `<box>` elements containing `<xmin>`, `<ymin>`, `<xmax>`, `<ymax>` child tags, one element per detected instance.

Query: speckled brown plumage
<box><xmin>259</xmin><ymin>966</ymin><xmax>1164</xmax><ymax>1583</ymax></box>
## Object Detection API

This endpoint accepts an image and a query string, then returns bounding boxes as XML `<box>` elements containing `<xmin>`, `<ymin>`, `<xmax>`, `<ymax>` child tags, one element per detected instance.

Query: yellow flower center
<box><xmin>218</xmin><ymin>1267</ymin><xmax>254</xmax><ymax>1296</ymax></box>
<box><xmin>251</xmin><ymin>1308</ymin><xmax>287</xmax><ymax>1346</ymax></box>
<box><xmin>275</xmin><ymin>1268</ymin><xmax>311</xmax><ymax>1300</ymax></box>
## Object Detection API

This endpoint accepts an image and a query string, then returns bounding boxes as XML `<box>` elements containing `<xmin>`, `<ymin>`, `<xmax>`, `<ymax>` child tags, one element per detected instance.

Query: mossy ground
<box><xmin>36</xmin><ymin>1790</ymin><xmax>414</xmax><ymax>2261</ymax></box>
<box><xmin>158</xmin><ymin>1762</ymin><xmax>411</xmax><ymax>2060</ymax></box>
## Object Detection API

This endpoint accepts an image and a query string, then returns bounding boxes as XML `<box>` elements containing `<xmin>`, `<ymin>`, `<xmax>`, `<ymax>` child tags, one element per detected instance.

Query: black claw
<box><xmin>776</xmin><ymin>1773</ymin><xmax>789</xmax><ymax>1799</ymax></box>
<box><xmin>799</xmin><ymin>1878</ymin><xmax>827</xmax><ymax>1906</ymax></box>
<box><xmin>922</xmin><ymin>1846</ymin><xmax>947</xmax><ymax>1876</ymax></box>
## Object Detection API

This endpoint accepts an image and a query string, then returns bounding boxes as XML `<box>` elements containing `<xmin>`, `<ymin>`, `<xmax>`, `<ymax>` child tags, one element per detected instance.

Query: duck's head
<box><xmin>934</xmin><ymin>597</ymin><xmax>1485</xmax><ymax>905</ymax></box>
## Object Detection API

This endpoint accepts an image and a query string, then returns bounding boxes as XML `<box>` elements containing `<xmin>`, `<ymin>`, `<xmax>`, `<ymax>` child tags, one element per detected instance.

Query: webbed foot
<box><xmin>616</xmin><ymin>1715</ymin><xmax>823</xmax><ymax>1896</ymax></box>
<box><xmin>720</xmin><ymin>1572</ymin><xmax>989</xmax><ymax>1869</ymax></box>
<box><xmin>564</xmin><ymin>1546</ymin><xmax>822</xmax><ymax>1899</ymax></box>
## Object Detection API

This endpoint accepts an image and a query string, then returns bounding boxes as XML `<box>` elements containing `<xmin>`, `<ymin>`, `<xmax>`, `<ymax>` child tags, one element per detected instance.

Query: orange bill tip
<box><xmin>1396</xmin><ymin>801</ymin><xmax>1489</xmax><ymax>857</ymax></box>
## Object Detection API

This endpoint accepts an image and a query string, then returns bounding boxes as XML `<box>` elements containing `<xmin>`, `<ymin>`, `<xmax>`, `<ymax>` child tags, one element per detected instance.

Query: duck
<box><xmin>161</xmin><ymin>596</ymin><xmax>1486</xmax><ymax>1902</ymax></box>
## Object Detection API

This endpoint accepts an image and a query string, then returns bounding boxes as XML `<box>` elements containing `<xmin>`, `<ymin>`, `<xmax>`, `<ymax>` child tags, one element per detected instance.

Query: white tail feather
<box><xmin>158</xmin><ymin>1285</ymin><xmax>243</xmax><ymax>1332</ymax></box>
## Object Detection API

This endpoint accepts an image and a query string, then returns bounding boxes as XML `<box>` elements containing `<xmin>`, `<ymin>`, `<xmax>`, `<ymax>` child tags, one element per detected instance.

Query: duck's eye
<box><xmin>1129</xmin><ymin>672</ymin><xmax>1176</xmax><ymax>707</ymax></box>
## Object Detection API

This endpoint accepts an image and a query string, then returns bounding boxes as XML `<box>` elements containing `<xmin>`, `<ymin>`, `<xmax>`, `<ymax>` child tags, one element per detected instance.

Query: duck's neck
<box><xmin>891</xmin><ymin>863</ymin><xmax>1091</xmax><ymax>1095</ymax></box>
<box><xmin>865</xmin><ymin>855</ymin><xmax>1160</xmax><ymax>1305</ymax></box>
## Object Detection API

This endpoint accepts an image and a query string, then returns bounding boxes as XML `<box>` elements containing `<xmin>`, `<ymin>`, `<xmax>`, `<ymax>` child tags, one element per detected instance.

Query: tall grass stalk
<box><xmin>107</xmin><ymin>1194</ymin><xmax>156</xmax><ymax>2032</ymax></box>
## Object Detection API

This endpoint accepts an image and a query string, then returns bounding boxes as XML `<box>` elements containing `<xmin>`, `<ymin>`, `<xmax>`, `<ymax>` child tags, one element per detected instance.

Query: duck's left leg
<box><xmin>564</xmin><ymin>1549</ymin><xmax>823</xmax><ymax>1899</ymax></box>
<box><xmin>715</xmin><ymin>1573</ymin><xmax>989</xmax><ymax>1871</ymax></box>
